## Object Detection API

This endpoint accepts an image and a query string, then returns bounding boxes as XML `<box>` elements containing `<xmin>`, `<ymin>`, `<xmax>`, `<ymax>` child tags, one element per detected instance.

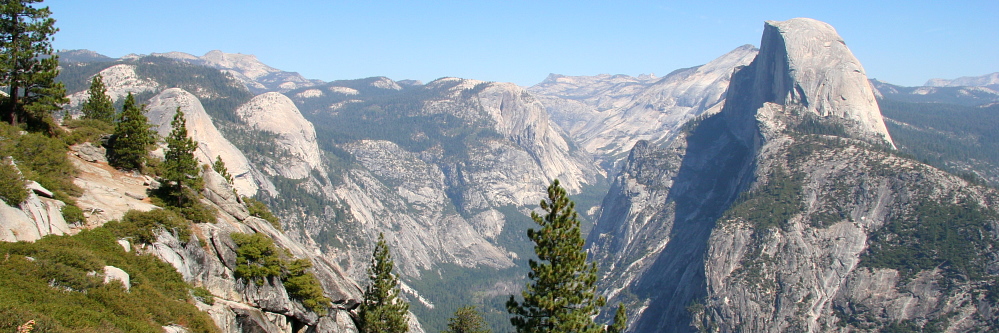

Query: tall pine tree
<box><xmin>160</xmin><ymin>106</ymin><xmax>204</xmax><ymax>209</ymax></box>
<box><xmin>0</xmin><ymin>0</ymin><xmax>66</xmax><ymax>128</ymax></box>
<box><xmin>80</xmin><ymin>74</ymin><xmax>114</xmax><ymax>124</ymax></box>
<box><xmin>358</xmin><ymin>233</ymin><xmax>410</xmax><ymax>333</ymax></box>
<box><xmin>108</xmin><ymin>93</ymin><xmax>154</xmax><ymax>170</ymax></box>
<box><xmin>507</xmin><ymin>179</ymin><xmax>606</xmax><ymax>333</ymax></box>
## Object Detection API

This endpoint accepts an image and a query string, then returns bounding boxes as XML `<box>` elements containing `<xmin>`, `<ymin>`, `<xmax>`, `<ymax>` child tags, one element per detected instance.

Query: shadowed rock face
<box><xmin>530</xmin><ymin>45</ymin><xmax>758</xmax><ymax>165</ymax></box>
<box><xmin>588</xmin><ymin>18</ymin><xmax>999</xmax><ymax>332</ymax></box>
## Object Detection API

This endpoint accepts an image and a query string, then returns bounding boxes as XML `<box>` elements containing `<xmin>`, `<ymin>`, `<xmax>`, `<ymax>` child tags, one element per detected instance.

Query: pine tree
<box><xmin>107</xmin><ymin>93</ymin><xmax>154</xmax><ymax>170</ymax></box>
<box><xmin>212</xmin><ymin>155</ymin><xmax>233</xmax><ymax>184</ymax></box>
<box><xmin>0</xmin><ymin>0</ymin><xmax>67</xmax><ymax>128</ymax></box>
<box><xmin>80</xmin><ymin>74</ymin><xmax>114</xmax><ymax>124</ymax></box>
<box><xmin>606</xmin><ymin>303</ymin><xmax>627</xmax><ymax>333</ymax></box>
<box><xmin>358</xmin><ymin>233</ymin><xmax>410</xmax><ymax>333</ymax></box>
<box><xmin>444</xmin><ymin>305</ymin><xmax>491</xmax><ymax>333</ymax></box>
<box><xmin>163</xmin><ymin>107</ymin><xmax>202</xmax><ymax>191</ymax></box>
<box><xmin>507</xmin><ymin>179</ymin><xmax>606</xmax><ymax>333</ymax></box>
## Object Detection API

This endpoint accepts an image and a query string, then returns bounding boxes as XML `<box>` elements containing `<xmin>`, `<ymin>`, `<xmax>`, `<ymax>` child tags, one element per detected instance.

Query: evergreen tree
<box><xmin>444</xmin><ymin>305</ymin><xmax>491</xmax><ymax>333</ymax></box>
<box><xmin>80</xmin><ymin>74</ymin><xmax>114</xmax><ymax>124</ymax></box>
<box><xmin>606</xmin><ymin>303</ymin><xmax>627</xmax><ymax>333</ymax></box>
<box><xmin>358</xmin><ymin>233</ymin><xmax>409</xmax><ymax>333</ymax></box>
<box><xmin>507</xmin><ymin>179</ymin><xmax>606</xmax><ymax>333</ymax></box>
<box><xmin>107</xmin><ymin>93</ymin><xmax>154</xmax><ymax>170</ymax></box>
<box><xmin>163</xmin><ymin>107</ymin><xmax>202</xmax><ymax>192</ymax></box>
<box><xmin>212</xmin><ymin>155</ymin><xmax>233</xmax><ymax>184</ymax></box>
<box><xmin>0</xmin><ymin>0</ymin><xmax>66</xmax><ymax>127</ymax></box>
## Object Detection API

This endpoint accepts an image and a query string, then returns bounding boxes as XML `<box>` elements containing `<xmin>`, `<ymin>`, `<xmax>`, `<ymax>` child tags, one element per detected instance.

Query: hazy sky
<box><xmin>47</xmin><ymin>0</ymin><xmax>997</xmax><ymax>87</ymax></box>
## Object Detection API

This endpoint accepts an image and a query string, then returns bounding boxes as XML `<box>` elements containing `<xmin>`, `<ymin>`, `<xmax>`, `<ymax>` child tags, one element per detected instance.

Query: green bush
<box><xmin>62</xmin><ymin>204</ymin><xmax>85</xmax><ymax>224</ymax></box>
<box><xmin>192</xmin><ymin>287</ymin><xmax>215</xmax><ymax>306</ymax></box>
<box><xmin>230</xmin><ymin>232</ymin><xmax>331</xmax><ymax>314</ymax></box>
<box><xmin>103</xmin><ymin>209</ymin><xmax>191</xmax><ymax>244</ymax></box>
<box><xmin>0</xmin><ymin>227</ymin><xmax>218</xmax><ymax>332</ymax></box>
<box><xmin>60</xmin><ymin>118</ymin><xmax>113</xmax><ymax>146</ymax></box>
<box><xmin>13</xmin><ymin>132</ymin><xmax>80</xmax><ymax>197</ymax></box>
<box><xmin>283</xmin><ymin>259</ymin><xmax>331</xmax><ymax>315</ymax></box>
<box><xmin>149</xmin><ymin>184</ymin><xmax>218</xmax><ymax>224</ymax></box>
<box><xmin>244</xmin><ymin>196</ymin><xmax>281</xmax><ymax>230</ymax></box>
<box><xmin>0</xmin><ymin>159</ymin><xmax>28</xmax><ymax>206</ymax></box>
<box><xmin>231</xmin><ymin>232</ymin><xmax>283</xmax><ymax>285</ymax></box>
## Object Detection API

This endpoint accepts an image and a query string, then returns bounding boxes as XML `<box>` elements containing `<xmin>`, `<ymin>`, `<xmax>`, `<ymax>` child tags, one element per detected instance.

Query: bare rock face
<box><xmin>236</xmin><ymin>92</ymin><xmax>324</xmax><ymax>180</ymax></box>
<box><xmin>531</xmin><ymin>45</ymin><xmax>757</xmax><ymax>164</ymax></box>
<box><xmin>66</xmin><ymin>64</ymin><xmax>160</xmax><ymax>110</ymax></box>
<box><xmin>727</xmin><ymin>18</ymin><xmax>894</xmax><ymax>147</ymax></box>
<box><xmin>146</xmin><ymin>88</ymin><xmax>260</xmax><ymax>196</ymax></box>
<box><xmin>336</xmin><ymin>139</ymin><xmax>515</xmax><ymax>277</ymax></box>
<box><xmin>70</xmin><ymin>155</ymin><xmax>159</xmax><ymax>226</ymax></box>
<box><xmin>102</xmin><ymin>265</ymin><xmax>131</xmax><ymax>290</ymax></box>
<box><xmin>475</xmin><ymin>81</ymin><xmax>600</xmax><ymax>192</ymax></box>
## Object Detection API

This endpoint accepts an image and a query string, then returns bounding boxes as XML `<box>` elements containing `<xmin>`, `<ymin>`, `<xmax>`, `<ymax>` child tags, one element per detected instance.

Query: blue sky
<box><xmin>47</xmin><ymin>0</ymin><xmax>997</xmax><ymax>87</ymax></box>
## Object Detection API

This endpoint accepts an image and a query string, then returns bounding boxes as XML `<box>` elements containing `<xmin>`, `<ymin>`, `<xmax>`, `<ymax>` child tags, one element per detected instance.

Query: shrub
<box><xmin>60</xmin><ymin>118</ymin><xmax>113</xmax><ymax>146</ymax></box>
<box><xmin>192</xmin><ymin>287</ymin><xmax>215</xmax><ymax>306</ymax></box>
<box><xmin>103</xmin><ymin>209</ymin><xmax>190</xmax><ymax>244</ymax></box>
<box><xmin>0</xmin><ymin>227</ymin><xmax>219</xmax><ymax>332</ymax></box>
<box><xmin>284</xmin><ymin>259</ymin><xmax>331</xmax><ymax>315</ymax></box>
<box><xmin>61</xmin><ymin>204</ymin><xmax>85</xmax><ymax>225</ymax></box>
<box><xmin>244</xmin><ymin>197</ymin><xmax>281</xmax><ymax>230</ymax></box>
<box><xmin>231</xmin><ymin>232</ymin><xmax>331</xmax><ymax>314</ymax></box>
<box><xmin>13</xmin><ymin>132</ymin><xmax>80</xmax><ymax>197</ymax></box>
<box><xmin>0</xmin><ymin>159</ymin><xmax>28</xmax><ymax>206</ymax></box>
<box><xmin>231</xmin><ymin>232</ymin><xmax>283</xmax><ymax>285</ymax></box>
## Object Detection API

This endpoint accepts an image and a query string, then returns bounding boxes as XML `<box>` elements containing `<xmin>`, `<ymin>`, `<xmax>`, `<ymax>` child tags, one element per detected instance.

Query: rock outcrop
<box><xmin>146</xmin><ymin>88</ymin><xmax>261</xmax><ymax>196</ymax></box>
<box><xmin>65</xmin><ymin>64</ymin><xmax>160</xmax><ymax>111</ymax></box>
<box><xmin>588</xmin><ymin>18</ymin><xmax>998</xmax><ymax>332</ymax></box>
<box><xmin>236</xmin><ymin>92</ymin><xmax>324</xmax><ymax>180</ymax></box>
<box><xmin>0</xmin><ymin>160</ymin><xmax>73</xmax><ymax>242</ymax></box>
<box><xmin>0</xmin><ymin>185</ymin><xmax>71</xmax><ymax>242</ymax></box>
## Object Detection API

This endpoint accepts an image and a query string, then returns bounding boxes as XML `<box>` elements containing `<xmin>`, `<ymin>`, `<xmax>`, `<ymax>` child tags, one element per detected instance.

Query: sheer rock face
<box><xmin>235</xmin><ymin>92</ymin><xmax>323</xmax><ymax>180</ymax></box>
<box><xmin>727</xmin><ymin>18</ymin><xmax>893</xmax><ymax>147</ymax></box>
<box><xmin>588</xmin><ymin>18</ymin><xmax>997</xmax><ymax>332</ymax></box>
<box><xmin>146</xmin><ymin>88</ymin><xmax>260</xmax><ymax>196</ymax></box>
<box><xmin>530</xmin><ymin>45</ymin><xmax>758</xmax><ymax>164</ymax></box>
<box><xmin>475</xmin><ymin>81</ymin><xmax>600</xmax><ymax>192</ymax></box>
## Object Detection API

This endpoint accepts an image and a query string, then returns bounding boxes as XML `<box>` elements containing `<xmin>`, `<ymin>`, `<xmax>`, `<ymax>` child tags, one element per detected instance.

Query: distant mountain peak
<box><xmin>149</xmin><ymin>50</ymin><xmax>321</xmax><ymax>93</ymax></box>
<box><xmin>925</xmin><ymin>72</ymin><xmax>999</xmax><ymax>88</ymax></box>
<box><xmin>55</xmin><ymin>49</ymin><xmax>114</xmax><ymax>63</ymax></box>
